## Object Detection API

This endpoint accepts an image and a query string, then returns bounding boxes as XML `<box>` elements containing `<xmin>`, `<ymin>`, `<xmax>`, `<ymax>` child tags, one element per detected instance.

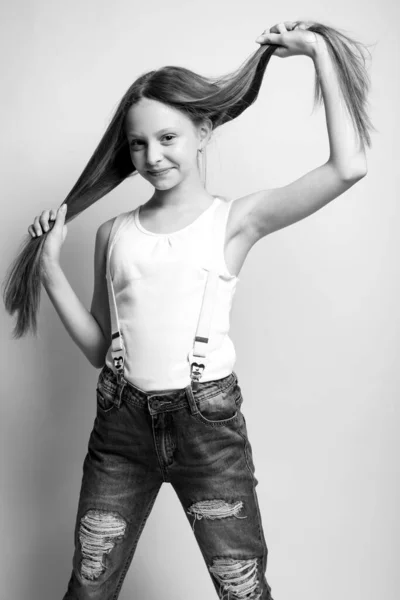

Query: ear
<box><xmin>197</xmin><ymin>117</ymin><xmax>213</xmax><ymax>148</ymax></box>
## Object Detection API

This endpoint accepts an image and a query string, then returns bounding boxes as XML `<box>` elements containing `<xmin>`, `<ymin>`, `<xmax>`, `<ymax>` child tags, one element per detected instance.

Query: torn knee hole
<box><xmin>187</xmin><ymin>499</ymin><xmax>247</xmax><ymax>532</ymax></box>
<box><xmin>210</xmin><ymin>557</ymin><xmax>262</xmax><ymax>600</ymax></box>
<box><xmin>78</xmin><ymin>509</ymin><xmax>127</xmax><ymax>581</ymax></box>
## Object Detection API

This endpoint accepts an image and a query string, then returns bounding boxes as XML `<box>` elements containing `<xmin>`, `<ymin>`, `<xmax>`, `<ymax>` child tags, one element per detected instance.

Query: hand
<box><xmin>28</xmin><ymin>204</ymin><xmax>68</xmax><ymax>264</ymax></box>
<box><xmin>255</xmin><ymin>21</ymin><xmax>323</xmax><ymax>59</ymax></box>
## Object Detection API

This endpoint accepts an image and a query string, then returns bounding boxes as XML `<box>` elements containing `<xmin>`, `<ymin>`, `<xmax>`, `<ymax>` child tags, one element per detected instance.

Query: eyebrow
<box><xmin>126</xmin><ymin>128</ymin><xmax>176</xmax><ymax>138</ymax></box>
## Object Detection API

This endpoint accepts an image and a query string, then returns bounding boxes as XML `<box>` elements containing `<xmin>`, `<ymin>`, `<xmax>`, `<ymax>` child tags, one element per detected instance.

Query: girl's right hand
<box><xmin>28</xmin><ymin>204</ymin><xmax>68</xmax><ymax>265</ymax></box>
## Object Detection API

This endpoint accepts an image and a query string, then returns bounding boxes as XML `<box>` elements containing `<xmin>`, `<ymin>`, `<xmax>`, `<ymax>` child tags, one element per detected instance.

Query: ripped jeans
<box><xmin>62</xmin><ymin>364</ymin><xmax>274</xmax><ymax>600</ymax></box>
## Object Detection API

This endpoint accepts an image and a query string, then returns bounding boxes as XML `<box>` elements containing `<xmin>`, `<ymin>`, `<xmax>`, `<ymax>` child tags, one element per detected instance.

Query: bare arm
<box><xmin>232</xmin><ymin>24</ymin><xmax>369</xmax><ymax>243</ymax></box>
<box><xmin>41</xmin><ymin>219</ymin><xmax>113</xmax><ymax>368</ymax></box>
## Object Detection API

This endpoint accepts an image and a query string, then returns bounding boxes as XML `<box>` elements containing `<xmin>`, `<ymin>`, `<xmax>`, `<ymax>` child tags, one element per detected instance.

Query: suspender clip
<box><xmin>112</xmin><ymin>349</ymin><xmax>125</xmax><ymax>386</ymax></box>
<box><xmin>188</xmin><ymin>348</ymin><xmax>208</xmax><ymax>388</ymax></box>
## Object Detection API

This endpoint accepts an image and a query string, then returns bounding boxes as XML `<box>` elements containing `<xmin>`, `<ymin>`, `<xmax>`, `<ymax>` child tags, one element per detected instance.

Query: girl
<box><xmin>3</xmin><ymin>20</ymin><xmax>373</xmax><ymax>600</ymax></box>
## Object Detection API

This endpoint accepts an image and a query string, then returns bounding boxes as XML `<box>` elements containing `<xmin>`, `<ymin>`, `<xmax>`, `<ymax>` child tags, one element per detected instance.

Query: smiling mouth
<box><xmin>148</xmin><ymin>168</ymin><xmax>172</xmax><ymax>175</ymax></box>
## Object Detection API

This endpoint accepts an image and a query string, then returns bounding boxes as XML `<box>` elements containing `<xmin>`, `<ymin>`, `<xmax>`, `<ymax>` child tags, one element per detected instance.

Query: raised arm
<box><xmin>231</xmin><ymin>21</ymin><xmax>370</xmax><ymax>243</ymax></box>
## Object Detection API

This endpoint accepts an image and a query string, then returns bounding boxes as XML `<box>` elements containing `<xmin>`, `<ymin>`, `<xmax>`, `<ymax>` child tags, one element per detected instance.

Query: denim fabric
<box><xmin>62</xmin><ymin>364</ymin><xmax>273</xmax><ymax>600</ymax></box>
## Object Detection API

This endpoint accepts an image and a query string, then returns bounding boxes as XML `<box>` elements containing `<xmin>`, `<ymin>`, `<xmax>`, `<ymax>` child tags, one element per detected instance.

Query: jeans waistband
<box><xmin>97</xmin><ymin>363</ymin><xmax>238</xmax><ymax>413</ymax></box>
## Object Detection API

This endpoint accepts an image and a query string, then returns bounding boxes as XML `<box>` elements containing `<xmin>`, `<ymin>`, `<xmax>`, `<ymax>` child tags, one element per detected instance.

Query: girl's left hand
<box><xmin>255</xmin><ymin>21</ymin><xmax>323</xmax><ymax>59</ymax></box>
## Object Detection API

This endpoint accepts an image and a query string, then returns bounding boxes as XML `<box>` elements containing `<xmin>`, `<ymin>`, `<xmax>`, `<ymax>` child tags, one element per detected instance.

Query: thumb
<box><xmin>54</xmin><ymin>204</ymin><xmax>68</xmax><ymax>226</ymax></box>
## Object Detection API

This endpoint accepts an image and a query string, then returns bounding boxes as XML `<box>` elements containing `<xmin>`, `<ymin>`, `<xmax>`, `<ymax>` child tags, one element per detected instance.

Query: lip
<box><xmin>148</xmin><ymin>168</ymin><xmax>172</xmax><ymax>175</ymax></box>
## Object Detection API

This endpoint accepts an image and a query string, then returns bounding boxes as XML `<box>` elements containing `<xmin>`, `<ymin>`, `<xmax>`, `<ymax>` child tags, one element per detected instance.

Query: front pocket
<box><xmin>194</xmin><ymin>386</ymin><xmax>241</xmax><ymax>427</ymax></box>
<box><xmin>96</xmin><ymin>386</ymin><xmax>116</xmax><ymax>413</ymax></box>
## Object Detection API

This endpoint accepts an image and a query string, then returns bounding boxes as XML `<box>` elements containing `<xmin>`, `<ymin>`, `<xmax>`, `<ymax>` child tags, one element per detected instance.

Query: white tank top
<box><xmin>105</xmin><ymin>196</ymin><xmax>239</xmax><ymax>391</ymax></box>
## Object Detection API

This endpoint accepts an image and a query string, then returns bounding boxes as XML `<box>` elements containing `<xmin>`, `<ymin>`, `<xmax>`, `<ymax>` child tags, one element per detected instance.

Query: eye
<box><xmin>129</xmin><ymin>135</ymin><xmax>176</xmax><ymax>149</ymax></box>
<box><xmin>129</xmin><ymin>139</ymin><xmax>143</xmax><ymax>148</ymax></box>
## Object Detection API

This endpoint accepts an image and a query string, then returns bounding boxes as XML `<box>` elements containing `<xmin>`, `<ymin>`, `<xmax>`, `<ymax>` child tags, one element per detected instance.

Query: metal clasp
<box><xmin>112</xmin><ymin>351</ymin><xmax>125</xmax><ymax>386</ymax></box>
<box><xmin>188</xmin><ymin>349</ymin><xmax>208</xmax><ymax>391</ymax></box>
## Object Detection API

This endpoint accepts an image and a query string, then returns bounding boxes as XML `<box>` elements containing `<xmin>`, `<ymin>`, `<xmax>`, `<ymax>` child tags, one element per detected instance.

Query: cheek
<box><xmin>129</xmin><ymin>152</ymin><xmax>146</xmax><ymax>171</ymax></box>
<box><xmin>128</xmin><ymin>143</ymin><xmax>196</xmax><ymax>169</ymax></box>
<box><xmin>174</xmin><ymin>144</ymin><xmax>197</xmax><ymax>165</ymax></box>
<box><xmin>129</xmin><ymin>150</ymin><xmax>137</xmax><ymax>164</ymax></box>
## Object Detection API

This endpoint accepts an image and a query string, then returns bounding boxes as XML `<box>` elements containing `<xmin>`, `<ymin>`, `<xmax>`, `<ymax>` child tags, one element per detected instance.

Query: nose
<box><xmin>145</xmin><ymin>143</ymin><xmax>163</xmax><ymax>168</ymax></box>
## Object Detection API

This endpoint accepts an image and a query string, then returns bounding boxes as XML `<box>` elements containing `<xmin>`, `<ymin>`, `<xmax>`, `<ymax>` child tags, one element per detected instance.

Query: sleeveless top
<box><xmin>104</xmin><ymin>196</ymin><xmax>240</xmax><ymax>391</ymax></box>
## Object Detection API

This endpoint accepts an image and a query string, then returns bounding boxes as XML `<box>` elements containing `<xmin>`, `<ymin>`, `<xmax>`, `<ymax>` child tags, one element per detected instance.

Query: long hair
<box><xmin>3</xmin><ymin>21</ymin><xmax>375</xmax><ymax>339</ymax></box>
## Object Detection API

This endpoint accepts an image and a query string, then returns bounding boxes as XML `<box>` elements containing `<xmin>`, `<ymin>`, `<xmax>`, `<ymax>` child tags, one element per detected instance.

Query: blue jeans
<box><xmin>62</xmin><ymin>364</ymin><xmax>274</xmax><ymax>600</ymax></box>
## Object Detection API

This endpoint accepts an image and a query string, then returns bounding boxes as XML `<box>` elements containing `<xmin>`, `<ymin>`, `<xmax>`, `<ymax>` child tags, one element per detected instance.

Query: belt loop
<box><xmin>114</xmin><ymin>372</ymin><xmax>126</xmax><ymax>408</ymax></box>
<box><xmin>185</xmin><ymin>383</ymin><xmax>200</xmax><ymax>415</ymax></box>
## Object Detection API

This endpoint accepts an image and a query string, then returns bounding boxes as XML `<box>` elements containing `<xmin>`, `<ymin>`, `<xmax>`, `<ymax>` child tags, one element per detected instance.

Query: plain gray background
<box><xmin>1</xmin><ymin>0</ymin><xmax>398</xmax><ymax>599</ymax></box>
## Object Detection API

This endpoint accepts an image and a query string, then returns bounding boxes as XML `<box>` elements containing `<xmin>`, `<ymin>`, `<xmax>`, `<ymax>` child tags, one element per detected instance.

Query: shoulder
<box><xmin>96</xmin><ymin>210</ymin><xmax>132</xmax><ymax>244</ymax></box>
<box><xmin>93</xmin><ymin>219</ymin><xmax>113</xmax><ymax>267</ymax></box>
<box><xmin>96</xmin><ymin>216</ymin><xmax>115</xmax><ymax>245</ymax></box>
<box><xmin>94</xmin><ymin>211</ymin><xmax>132</xmax><ymax>265</ymax></box>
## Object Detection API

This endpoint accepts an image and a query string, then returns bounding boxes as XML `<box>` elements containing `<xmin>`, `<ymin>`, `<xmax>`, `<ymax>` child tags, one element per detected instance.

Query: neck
<box><xmin>148</xmin><ymin>173</ymin><xmax>213</xmax><ymax>210</ymax></box>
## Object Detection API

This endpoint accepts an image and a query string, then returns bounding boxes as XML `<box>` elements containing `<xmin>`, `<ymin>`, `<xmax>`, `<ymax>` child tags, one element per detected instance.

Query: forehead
<box><xmin>125</xmin><ymin>98</ymin><xmax>192</xmax><ymax>135</ymax></box>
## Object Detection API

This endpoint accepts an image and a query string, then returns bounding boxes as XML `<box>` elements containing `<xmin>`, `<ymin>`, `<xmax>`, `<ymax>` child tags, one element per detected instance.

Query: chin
<box><xmin>152</xmin><ymin>179</ymin><xmax>176</xmax><ymax>190</ymax></box>
<box><xmin>149</xmin><ymin>170</ymin><xmax>181</xmax><ymax>188</ymax></box>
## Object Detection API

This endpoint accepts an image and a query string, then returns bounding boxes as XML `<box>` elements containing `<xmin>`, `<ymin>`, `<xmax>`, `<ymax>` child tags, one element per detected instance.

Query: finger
<box><xmin>39</xmin><ymin>209</ymin><xmax>51</xmax><ymax>233</ymax></box>
<box><xmin>28</xmin><ymin>225</ymin><xmax>37</xmax><ymax>238</ymax></box>
<box><xmin>46</xmin><ymin>208</ymin><xmax>58</xmax><ymax>233</ymax></box>
<box><xmin>54</xmin><ymin>204</ymin><xmax>67</xmax><ymax>227</ymax></box>
<box><xmin>33</xmin><ymin>215</ymin><xmax>44</xmax><ymax>236</ymax></box>
<box><xmin>270</xmin><ymin>22</ymin><xmax>288</xmax><ymax>34</ymax></box>
<box><xmin>255</xmin><ymin>32</ymin><xmax>284</xmax><ymax>45</ymax></box>
<box><xmin>293</xmin><ymin>21</ymin><xmax>308</xmax><ymax>30</ymax></box>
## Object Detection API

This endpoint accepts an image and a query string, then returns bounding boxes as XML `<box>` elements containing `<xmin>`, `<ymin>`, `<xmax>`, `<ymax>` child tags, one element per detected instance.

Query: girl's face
<box><xmin>125</xmin><ymin>98</ymin><xmax>207</xmax><ymax>189</ymax></box>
